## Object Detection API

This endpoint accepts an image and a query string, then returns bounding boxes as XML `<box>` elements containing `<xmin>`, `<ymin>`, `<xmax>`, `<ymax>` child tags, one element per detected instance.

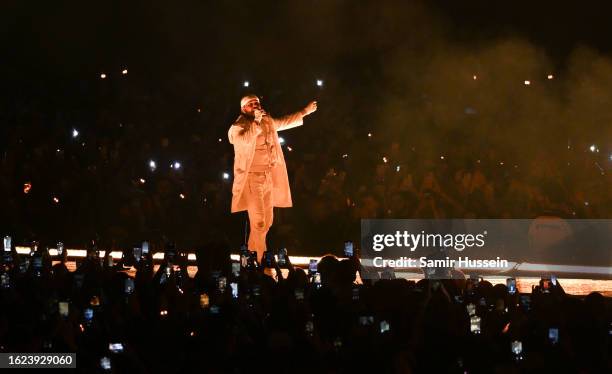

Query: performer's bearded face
<box><xmin>242</xmin><ymin>99</ymin><xmax>261</xmax><ymax>117</ymax></box>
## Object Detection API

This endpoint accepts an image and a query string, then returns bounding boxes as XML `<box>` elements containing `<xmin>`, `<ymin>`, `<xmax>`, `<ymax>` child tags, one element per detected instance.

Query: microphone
<box><xmin>254</xmin><ymin>109</ymin><xmax>267</xmax><ymax>124</ymax></box>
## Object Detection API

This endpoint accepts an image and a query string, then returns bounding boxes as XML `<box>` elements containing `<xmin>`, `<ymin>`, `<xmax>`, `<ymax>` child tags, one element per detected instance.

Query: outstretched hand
<box><xmin>303</xmin><ymin>101</ymin><xmax>318</xmax><ymax>116</ymax></box>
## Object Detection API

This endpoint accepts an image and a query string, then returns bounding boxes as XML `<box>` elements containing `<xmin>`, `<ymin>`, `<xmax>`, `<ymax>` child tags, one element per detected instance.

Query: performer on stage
<box><xmin>228</xmin><ymin>95</ymin><xmax>317</xmax><ymax>261</ymax></box>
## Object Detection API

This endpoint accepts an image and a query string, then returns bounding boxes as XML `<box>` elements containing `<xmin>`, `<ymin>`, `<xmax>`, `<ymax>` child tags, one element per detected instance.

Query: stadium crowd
<box><xmin>0</xmin><ymin>243</ymin><xmax>610</xmax><ymax>373</ymax></box>
<box><xmin>0</xmin><ymin>78</ymin><xmax>609</xmax><ymax>254</ymax></box>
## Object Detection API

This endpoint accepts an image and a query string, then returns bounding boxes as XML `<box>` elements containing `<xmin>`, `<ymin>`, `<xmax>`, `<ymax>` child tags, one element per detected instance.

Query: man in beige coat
<box><xmin>228</xmin><ymin>95</ymin><xmax>317</xmax><ymax>261</ymax></box>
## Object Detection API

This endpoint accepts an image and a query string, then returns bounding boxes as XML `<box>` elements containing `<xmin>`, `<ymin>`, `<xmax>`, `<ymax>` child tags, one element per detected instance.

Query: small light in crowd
<box><xmin>440</xmin><ymin>156</ymin><xmax>445</xmax><ymax>160</ymax></box>
<box><xmin>72</xmin><ymin>129</ymin><xmax>79</xmax><ymax>138</ymax></box>
<box><xmin>160</xmin><ymin>310</ymin><xmax>168</xmax><ymax>316</ymax></box>
<box><xmin>502</xmin><ymin>323</ymin><xmax>510</xmax><ymax>334</ymax></box>
<box><xmin>149</xmin><ymin>160</ymin><xmax>157</xmax><ymax>171</ymax></box>
<box><xmin>396</xmin><ymin>165</ymin><xmax>401</xmax><ymax>172</ymax></box>
<box><xmin>477</xmin><ymin>159</ymin><xmax>481</xmax><ymax>163</ymax></box>
<box><xmin>56</xmin><ymin>148</ymin><xmax>61</xmax><ymax>153</ymax></box>
<box><xmin>100</xmin><ymin>73</ymin><xmax>107</xmax><ymax>79</ymax></box>
<box><xmin>368</xmin><ymin>133</ymin><xmax>372</xmax><ymax>138</ymax></box>
<box><xmin>524</xmin><ymin>80</ymin><xmax>531</xmax><ymax>85</ymax></box>
<box><xmin>197</xmin><ymin>108</ymin><xmax>201</xmax><ymax>113</ymax></box>
<box><xmin>287</xmin><ymin>146</ymin><xmax>293</xmax><ymax>151</ymax></box>
<box><xmin>584</xmin><ymin>201</ymin><xmax>589</xmax><ymax>206</ymax></box>
<box><xmin>190</xmin><ymin>331</ymin><xmax>195</xmax><ymax>337</ymax></box>
<box><xmin>122</xmin><ymin>69</ymin><xmax>128</xmax><ymax>75</ymax></box>
<box><xmin>171</xmin><ymin>161</ymin><xmax>181</xmax><ymax>170</ymax></box>
<box><xmin>316</xmin><ymin>79</ymin><xmax>323</xmax><ymax>87</ymax></box>
<box><xmin>499</xmin><ymin>161</ymin><xmax>504</xmax><ymax>166</ymax></box>
<box><xmin>203</xmin><ymin>196</ymin><xmax>207</xmax><ymax>204</ymax></box>
<box><xmin>222</xmin><ymin>172</ymin><xmax>230</xmax><ymax>180</ymax></box>
<box><xmin>609</xmin><ymin>154</ymin><xmax>612</xmax><ymax>161</ymax></box>
<box><xmin>179</xmin><ymin>193</ymin><xmax>185</xmax><ymax>199</ymax></box>
<box><xmin>382</xmin><ymin>156</ymin><xmax>388</xmax><ymax>163</ymax></box>
<box><xmin>52</xmin><ymin>196</ymin><xmax>59</xmax><ymax>204</ymax></box>
<box><xmin>23</xmin><ymin>183</ymin><xmax>32</xmax><ymax>194</ymax></box>
<box><xmin>81</xmin><ymin>142</ymin><xmax>85</xmax><ymax>147</ymax></box>
<box><xmin>243</xmin><ymin>81</ymin><xmax>250</xmax><ymax>87</ymax></box>
<box><xmin>342</xmin><ymin>154</ymin><xmax>348</xmax><ymax>158</ymax></box>
<box><xmin>139</xmin><ymin>178</ymin><xmax>146</xmax><ymax>184</ymax></box>
<box><xmin>473</xmin><ymin>75</ymin><xmax>477</xmax><ymax>80</ymax></box>
<box><xmin>218</xmin><ymin>138</ymin><xmax>222</xmax><ymax>142</ymax></box>
<box><xmin>547</xmin><ymin>74</ymin><xmax>554</xmax><ymax>80</ymax></box>
<box><xmin>278</xmin><ymin>137</ymin><xmax>285</xmax><ymax>144</ymax></box>
<box><xmin>589</xmin><ymin>144</ymin><xmax>598</xmax><ymax>152</ymax></box>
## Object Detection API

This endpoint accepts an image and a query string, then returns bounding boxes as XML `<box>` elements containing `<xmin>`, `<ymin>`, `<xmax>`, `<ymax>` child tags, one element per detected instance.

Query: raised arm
<box><xmin>273</xmin><ymin>111</ymin><xmax>305</xmax><ymax>132</ymax></box>
<box><xmin>273</xmin><ymin>100</ymin><xmax>318</xmax><ymax>132</ymax></box>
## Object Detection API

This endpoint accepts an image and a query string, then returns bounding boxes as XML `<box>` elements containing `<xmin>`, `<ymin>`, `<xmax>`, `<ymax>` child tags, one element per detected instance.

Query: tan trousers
<box><xmin>246</xmin><ymin>171</ymin><xmax>274</xmax><ymax>261</ymax></box>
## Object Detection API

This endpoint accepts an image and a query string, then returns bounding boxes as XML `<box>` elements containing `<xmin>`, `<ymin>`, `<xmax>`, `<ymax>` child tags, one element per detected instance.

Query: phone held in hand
<box><xmin>84</xmin><ymin>308</ymin><xmax>94</xmax><ymax>323</ymax></box>
<box><xmin>470</xmin><ymin>315</ymin><xmax>481</xmax><ymax>334</ymax></box>
<box><xmin>217</xmin><ymin>276</ymin><xmax>227</xmax><ymax>292</ymax></box>
<box><xmin>230</xmin><ymin>282</ymin><xmax>238</xmax><ymax>299</ymax></box>
<box><xmin>231</xmin><ymin>262</ymin><xmax>240</xmax><ymax>277</ymax></box>
<box><xmin>277</xmin><ymin>248</ymin><xmax>288</xmax><ymax>267</ymax></box>
<box><xmin>100</xmin><ymin>357</ymin><xmax>111</xmax><ymax>370</ymax></box>
<box><xmin>109</xmin><ymin>343</ymin><xmax>124</xmax><ymax>353</ymax></box>
<box><xmin>1</xmin><ymin>273</ymin><xmax>10</xmax><ymax>288</ymax></box>
<box><xmin>344</xmin><ymin>241</ymin><xmax>353</xmax><ymax>257</ymax></box>
<box><xmin>59</xmin><ymin>301</ymin><xmax>69</xmax><ymax>317</ymax></box>
<box><xmin>141</xmin><ymin>241</ymin><xmax>149</xmax><ymax>255</ymax></box>
<box><xmin>133</xmin><ymin>246</ymin><xmax>142</xmax><ymax>262</ymax></box>
<box><xmin>548</xmin><ymin>328</ymin><xmax>559</xmax><ymax>344</ymax></box>
<box><xmin>520</xmin><ymin>294</ymin><xmax>531</xmax><ymax>311</ymax></box>
<box><xmin>313</xmin><ymin>272</ymin><xmax>321</xmax><ymax>288</ymax></box>
<box><xmin>124</xmin><ymin>278</ymin><xmax>135</xmax><ymax>295</ymax></box>
<box><xmin>247</xmin><ymin>251</ymin><xmax>258</xmax><ymax>269</ymax></box>
<box><xmin>511</xmin><ymin>340</ymin><xmax>524</xmax><ymax>360</ymax></box>
<box><xmin>506</xmin><ymin>278</ymin><xmax>517</xmax><ymax>294</ymax></box>
<box><xmin>262</xmin><ymin>251</ymin><xmax>274</xmax><ymax>268</ymax></box>
<box><xmin>56</xmin><ymin>241</ymin><xmax>64</xmax><ymax>256</ymax></box>
<box><xmin>379</xmin><ymin>320</ymin><xmax>390</xmax><ymax>333</ymax></box>
<box><xmin>3</xmin><ymin>236</ymin><xmax>11</xmax><ymax>252</ymax></box>
<box><xmin>308</xmin><ymin>259</ymin><xmax>317</xmax><ymax>275</ymax></box>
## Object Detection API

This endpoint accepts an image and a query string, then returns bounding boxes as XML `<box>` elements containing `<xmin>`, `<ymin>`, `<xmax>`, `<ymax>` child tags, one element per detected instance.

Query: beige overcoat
<box><xmin>228</xmin><ymin>111</ymin><xmax>304</xmax><ymax>213</ymax></box>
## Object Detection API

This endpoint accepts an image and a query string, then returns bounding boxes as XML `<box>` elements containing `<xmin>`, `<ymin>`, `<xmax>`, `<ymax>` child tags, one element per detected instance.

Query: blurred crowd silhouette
<box><xmin>0</xmin><ymin>79</ymin><xmax>609</xmax><ymax>254</ymax></box>
<box><xmin>0</xmin><ymin>242</ymin><xmax>610</xmax><ymax>373</ymax></box>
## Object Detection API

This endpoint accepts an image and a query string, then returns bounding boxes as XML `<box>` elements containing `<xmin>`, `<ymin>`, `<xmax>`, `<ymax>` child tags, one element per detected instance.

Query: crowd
<box><xmin>0</xmin><ymin>243</ymin><xmax>610</xmax><ymax>373</ymax></box>
<box><xmin>0</xmin><ymin>79</ymin><xmax>609</xmax><ymax>255</ymax></box>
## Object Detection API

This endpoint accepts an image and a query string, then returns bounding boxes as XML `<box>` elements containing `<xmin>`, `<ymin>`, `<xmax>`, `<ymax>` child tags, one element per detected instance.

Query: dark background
<box><xmin>0</xmin><ymin>1</ymin><xmax>610</xmax><ymax>254</ymax></box>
